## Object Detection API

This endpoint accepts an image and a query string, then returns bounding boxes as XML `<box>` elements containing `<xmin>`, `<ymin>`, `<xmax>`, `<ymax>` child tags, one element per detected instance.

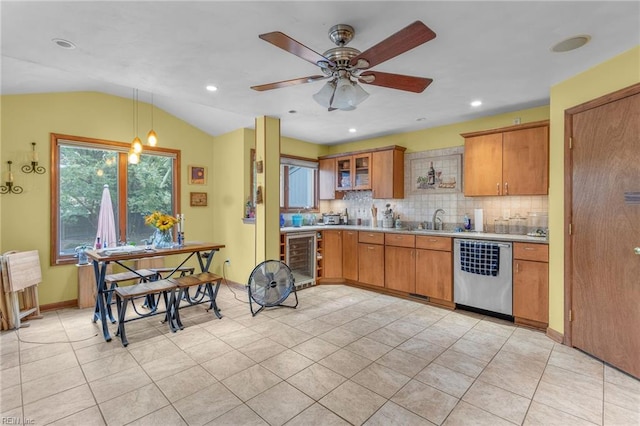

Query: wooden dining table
<box><xmin>86</xmin><ymin>242</ymin><xmax>225</xmax><ymax>342</ymax></box>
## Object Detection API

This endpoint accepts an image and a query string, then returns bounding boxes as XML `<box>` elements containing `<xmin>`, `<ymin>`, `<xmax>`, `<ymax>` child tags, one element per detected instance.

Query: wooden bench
<box><xmin>170</xmin><ymin>272</ymin><xmax>223</xmax><ymax>329</ymax></box>
<box><xmin>113</xmin><ymin>279</ymin><xmax>178</xmax><ymax>347</ymax></box>
<box><xmin>103</xmin><ymin>269</ymin><xmax>158</xmax><ymax>322</ymax></box>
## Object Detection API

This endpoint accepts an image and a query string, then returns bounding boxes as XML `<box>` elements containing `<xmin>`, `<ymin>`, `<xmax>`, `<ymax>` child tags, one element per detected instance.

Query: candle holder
<box><xmin>21</xmin><ymin>142</ymin><xmax>46</xmax><ymax>174</ymax></box>
<box><xmin>1</xmin><ymin>161</ymin><xmax>24</xmax><ymax>194</ymax></box>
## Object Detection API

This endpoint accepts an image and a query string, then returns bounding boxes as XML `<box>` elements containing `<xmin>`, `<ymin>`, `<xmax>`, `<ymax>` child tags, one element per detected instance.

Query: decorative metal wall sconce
<box><xmin>22</xmin><ymin>142</ymin><xmax>46</xmax><ymax>174</ymax></box>
<box><xmin>1</xmin><ymin>161</ymin><xmax>24</xmax><ymax>194</ymax></box>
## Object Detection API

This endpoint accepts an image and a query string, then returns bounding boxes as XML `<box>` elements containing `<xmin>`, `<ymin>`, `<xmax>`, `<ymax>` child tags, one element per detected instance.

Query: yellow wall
<box><xmin>326</xmin><ymin>105</ymin><xmax>550</xmax><ymax>154</ymax></box>
<box><xmin>547</xmin><ymin>45</ymin><xmax>640</xmax><ymax>334</ymax></box>
<box><xmin>0</xmin><ymin>92</ymin><xmax>219</xmax><ymax>305</ymax></box>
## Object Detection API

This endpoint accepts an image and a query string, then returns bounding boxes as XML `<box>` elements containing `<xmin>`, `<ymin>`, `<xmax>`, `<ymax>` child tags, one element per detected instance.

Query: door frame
<box><xmin>563</xmin><ymin>82</ymin><xmax>640</xmax><ymax>346</ymax></box>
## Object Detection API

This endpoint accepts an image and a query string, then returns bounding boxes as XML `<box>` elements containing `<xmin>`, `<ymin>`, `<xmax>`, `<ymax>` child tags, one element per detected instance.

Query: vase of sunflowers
<box><xmin>145</xmin><ymin>211</ymin><xmax>179</xmax><ymax>248</ymax></box>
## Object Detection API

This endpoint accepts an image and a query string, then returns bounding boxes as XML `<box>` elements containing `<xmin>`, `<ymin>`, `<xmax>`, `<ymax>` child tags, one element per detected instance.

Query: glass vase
<box><xmin>152</xmin><ymin>228</ymin><xmax>174</xmax><ymax>248</ymax></box>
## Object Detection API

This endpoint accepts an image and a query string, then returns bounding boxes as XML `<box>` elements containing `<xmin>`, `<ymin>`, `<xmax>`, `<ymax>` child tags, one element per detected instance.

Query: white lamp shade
<box><xmin>313</xmin><ymin>80</ymin><xmax>336</xmax><ymax>108</ymax></box>
<box><xmin>332</xmin><ymin>77</ymin><xmax>356</xmax><ymax>110</ymax></box>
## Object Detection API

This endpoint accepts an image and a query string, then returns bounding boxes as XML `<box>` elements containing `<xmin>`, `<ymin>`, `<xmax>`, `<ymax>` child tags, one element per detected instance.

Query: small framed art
<box><xmin>190</xmin><ymin>192</ymin><xmax>208</xmax><ymax>207</ymax></box>
<box><xmin>188</xmin><ymin>165</ymin><xmax>207</xmax><ymax>185</ymax></box>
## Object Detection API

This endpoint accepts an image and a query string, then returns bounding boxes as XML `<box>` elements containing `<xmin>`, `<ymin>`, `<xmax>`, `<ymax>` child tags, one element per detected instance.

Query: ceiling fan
<box><xmin>251</xmin><ymin>21</ymin><xmax>436</xmax><ymax>111</ymax></box>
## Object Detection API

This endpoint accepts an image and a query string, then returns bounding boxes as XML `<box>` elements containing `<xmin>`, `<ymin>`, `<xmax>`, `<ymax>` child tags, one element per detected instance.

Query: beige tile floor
<box><xmin>1</xmin><ymin>284</ymin><xmax>639</xmax><ymax>426</ymax></box>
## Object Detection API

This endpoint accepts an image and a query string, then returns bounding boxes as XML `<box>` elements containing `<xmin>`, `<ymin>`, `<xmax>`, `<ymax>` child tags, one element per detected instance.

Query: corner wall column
<box><xmin>255</xmin><ymin>116</ymin><xmax>281</xmax><ymax>263</ymax></box>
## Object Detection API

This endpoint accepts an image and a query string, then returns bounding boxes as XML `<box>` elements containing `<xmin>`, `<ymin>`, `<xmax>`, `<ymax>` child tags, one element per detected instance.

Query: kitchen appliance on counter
<box><xmin>322</xmin><ymin>213</ymin><xmax>341</xmax><ymax>225</ymax></box>
<box><xmin>454</xmin><ymin>238</ymin><xmax>513</xmax><ymax>317</ymax></box>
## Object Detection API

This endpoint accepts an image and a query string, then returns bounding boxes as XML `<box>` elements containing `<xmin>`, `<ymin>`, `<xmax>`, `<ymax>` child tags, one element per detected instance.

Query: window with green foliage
<box><xmin>51</xmin><ymin>134</ymin><xmax>180</xmax><ymax>265</ymax></box>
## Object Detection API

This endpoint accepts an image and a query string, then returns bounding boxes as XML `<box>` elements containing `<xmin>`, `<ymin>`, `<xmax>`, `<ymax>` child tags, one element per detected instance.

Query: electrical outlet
<box><xmin>513</xmin><ymin>117</ymin><xmax>521</xmax><ymax>125</ymax></box>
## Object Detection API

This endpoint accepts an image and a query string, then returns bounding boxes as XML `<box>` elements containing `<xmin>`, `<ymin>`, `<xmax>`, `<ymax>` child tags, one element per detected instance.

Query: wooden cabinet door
<box><xmin>513</xmin><ymin>259</ymin><xmax>549</xmax><ymax>324</ymax></box>
<box><xmin>415</xmin><ymin>249</ymin><xmax>453</xmax><ymax>301</ymax></box>
<box><xmin>463</xmin><ymin>133</ymin><xmax>503</xmax><ymax>196</ymax></box>
<box><xmin>319</xmin><ymin>158</ymin><xmax>337</xmax><ymax>200</ymax></box>
<box><xmin>385</xmin><ymin>246</ymin><xmax>415</xmax><ymax>293</ymax></box>
<box><xmin>343</xmin><ymin>230</ymin><xmax>359</xmax><ymax>281</ymax></box>
<box><xmin>503</xmin><ymin>125</ymin><xmax>549</xmax><ymax>195</ymax></box>
<box><xmin>358</xmin><ymin>243</ymin><xmax>384</xmax><ymax>287</ymax></box>
<box><xmin>323</xmin><ymin>230</ymin><xmax>343</xmax><ymax>279</ymax></box>
<box><xmin>353</xmin><ymin>153</ymin><xmax>371</xmax><ymax>190</ymax></box>
<box><xmin>335</xmin><ymin>156</ymin><xmax>353</xmax><ymax>190</ymax></box>
<box><xmin>372</xmin><ymin>149</ymin><xmax>404</xmax><ymax>199</ymax></box>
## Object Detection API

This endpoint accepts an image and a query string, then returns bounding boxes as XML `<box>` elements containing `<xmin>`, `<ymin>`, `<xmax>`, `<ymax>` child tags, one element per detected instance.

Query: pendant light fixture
<box><xmin>147</xmin><ymin>92</ymin><xmax>158</xmax><ymax>146</ymax></box>
<box><xmin>129</xmin><ymin>88</ymin><xmax>142</xmax><ymax>164</ymax></box>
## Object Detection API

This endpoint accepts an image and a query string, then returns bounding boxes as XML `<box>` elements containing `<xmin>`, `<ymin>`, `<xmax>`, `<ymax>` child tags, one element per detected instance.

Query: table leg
<box><xmin>92</xmin><ymin>260</ymin><xmax>112</xmax><ymax>342</ymax></box>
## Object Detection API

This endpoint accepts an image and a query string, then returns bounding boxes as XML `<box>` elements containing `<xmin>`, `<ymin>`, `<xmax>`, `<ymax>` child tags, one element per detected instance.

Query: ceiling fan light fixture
<box><xmin>332</xmin><ymin>77</ymin><xmax>357</xmax><ymax>110</ymax></box>
<box><xmin>313</xmin><ymin>80</ymin><xmax>336</xmax><ymax>108</ymax></box>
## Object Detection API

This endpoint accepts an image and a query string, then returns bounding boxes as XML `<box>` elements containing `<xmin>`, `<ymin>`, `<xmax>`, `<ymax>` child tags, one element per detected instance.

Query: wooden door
<box><xmin>463</xmin><ymin>133</ymin><xmax>503</xmax><ymax>196</ymax></box>
<box><xmin>323</xmin><ymin>230</ymin><xmax>343</xmax><ymax>279</ymax></box>
<box><xmin>319</xmin><ymin>158</ymin><xmax>336</xmax><ymax>200</ymax></box>
<box><xmin>568</xmin><ymin>85</ymin><xmax>640</xmax><ymax>378</ymax></box>
<box><xmin>343</xmin><ymin>230</ymin><xmax>359</xmax><ymax>281</ymax></box>
<box><xmin>358</xmin><ymin>243</ymin><xmax>384</xmax><ymax>287</ymax></box>
<box><xmin>385</xmin><ymin>246</ymin><xmax>415</xmax><ymax>293</ymax></box>
<box><xmin>503</xmin><ymin>125</ymin><xmax>549</xmax><ymax>195</ymax></box>
<box><xmin>415</xmin><ymin>249</ymin><xmax>453</xmax><ymax>301</ymax></box>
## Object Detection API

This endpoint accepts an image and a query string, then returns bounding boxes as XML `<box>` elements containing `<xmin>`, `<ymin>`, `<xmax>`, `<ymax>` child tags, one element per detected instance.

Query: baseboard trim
<box><xmin>546</xmin><ymin>327</ymin><xmax>564</xmax><ymax>344</ymax></box>
<box><xmin>41</xmin><ymin>299</ymin><xmax>77</xmax><ymax>312</ymax></box>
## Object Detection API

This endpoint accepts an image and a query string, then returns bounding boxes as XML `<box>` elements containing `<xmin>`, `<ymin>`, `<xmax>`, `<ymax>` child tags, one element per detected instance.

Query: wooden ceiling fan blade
<box><xmin>251</xmin><ymin>75</ymin><xmax>327</xmax><ymax>91</ymax></box>
<box><xmin>350</xmin><ymin>21</ymin><xmax>436</xmax><ymax>70</ymax></box>
<box><xmin>358</xmin><ymin>71</ymin><xmax>433</xmax><ymax>93</ymax></box>
<box><xmin>259</xmin><ymin>31</ymin><xmax>335</xmax><ymax>67</ymax></box>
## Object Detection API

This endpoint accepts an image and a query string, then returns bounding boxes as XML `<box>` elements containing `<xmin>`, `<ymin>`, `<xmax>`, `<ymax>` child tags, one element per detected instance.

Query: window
<box><xmin>280</xmin><ymin>156</ymin><xmax>318</xmax><ymax>212</ymax></box>
<box><xmin>51</xmin><ymin>134</ymin><xmax>180</xmax><ymax>265</ymax></box>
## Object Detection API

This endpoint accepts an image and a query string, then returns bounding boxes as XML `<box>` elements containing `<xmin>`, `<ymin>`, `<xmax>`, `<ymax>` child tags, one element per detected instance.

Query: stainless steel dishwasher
<box><xmin>453</xmin><ymin>238</ymin><xmax>513</xmax><ymax>316</ymax></box>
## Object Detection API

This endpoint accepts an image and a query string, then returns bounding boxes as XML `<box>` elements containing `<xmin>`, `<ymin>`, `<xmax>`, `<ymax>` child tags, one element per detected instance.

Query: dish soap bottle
<box><xmin>464</xmin><ymin>214</ymin><xmax>472</xmax><ymax>231</ymax></box>
<box><xmin>395</xmin><ymin>215</ymin><xmax>402</xmax><ymax>229</ymax></box>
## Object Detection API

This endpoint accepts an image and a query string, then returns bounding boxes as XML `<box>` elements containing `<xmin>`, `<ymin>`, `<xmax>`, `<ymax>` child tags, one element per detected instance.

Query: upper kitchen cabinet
<box><xmin>462</xmin><ymin>120</ymin><xmax>549</xmax><ymax>196</ymax></box>
<box><xmin>319</xmin><ymin>158</ymin><xmax>342</xmax><ymax>200</ymax></box>
<box><xmin>371</xmin><ymin>146</ymin><xmax>405</xmax><ymax>199</ymax></box>
<box><xmin>319</xmin><ymin>146</ymin><xmax>405</xmax><ymax>200</ymax></box>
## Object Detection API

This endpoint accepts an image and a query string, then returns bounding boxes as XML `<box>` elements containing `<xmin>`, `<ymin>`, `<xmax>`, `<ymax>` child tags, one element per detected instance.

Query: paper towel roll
<box><xmin>474</xmin><ymin>209</ymin><xmax>484</xmax><ymax>232</ymax></box>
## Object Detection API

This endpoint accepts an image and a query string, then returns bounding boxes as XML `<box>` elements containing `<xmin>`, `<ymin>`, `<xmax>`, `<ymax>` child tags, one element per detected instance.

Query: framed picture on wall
<box><xmin>188</xmin><ymin>165</ymin><xmax>207</xmax><ymax>185</ymax></box>
<box><xmin>190</xmin><ymin>192</ymin><xmax>208</xmax><ymax>207</ymax></box>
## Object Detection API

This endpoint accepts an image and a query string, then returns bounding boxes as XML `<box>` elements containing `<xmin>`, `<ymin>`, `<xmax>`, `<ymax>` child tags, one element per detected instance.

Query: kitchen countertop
<box><xmin>281</xmin><ymin>224</ymin><xmax>548</xmax><ymax>244</ymax></box>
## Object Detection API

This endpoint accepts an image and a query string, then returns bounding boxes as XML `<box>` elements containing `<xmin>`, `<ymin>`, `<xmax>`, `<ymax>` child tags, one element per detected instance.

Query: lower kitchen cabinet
<box><xmin>358</xmin><ymin>231</ymin><xmax>385</xmax><ymax>287</ymax></box>
<box><xmin>323</xmin><ymin>230</ymin><xmax>343</xmax><ymax>279</ymax></box>
<box><xmin>513</xmin><ymin>242</ymin><xmax>549</xmax><ymax>327</ymax></box>
<box><xmin>385</xmin><ymin>233</ymin><xmax>416</xmax><ymax>293</ymax></box>
<box><xmin>342</xmin><ymin>230</ymin><xmax>358</xmax><ymax>281</ymax></box>
<box><xmin>415</xmin><ymin>236</ymin><xmax>453</xmax><ymax>302</ymax></box>
<box><xmin>385</xmin><ymin>246</ymin><xmax>415</xmax><ymax>293</ymax></box>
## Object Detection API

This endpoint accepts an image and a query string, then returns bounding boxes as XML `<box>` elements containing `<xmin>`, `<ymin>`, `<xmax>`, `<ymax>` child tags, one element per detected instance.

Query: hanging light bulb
<box><xmin>128</xmin><ymin>149</ymin><xmax>140</xmax><ymax>164</ymax></box>
<box><xmin>147</xmin><ymin>129</ymin><xmax>158</xmax><ymax>147</ymax></box>
<box><xmin>147</xmin><ymin>92</ymin><xmax>158</xmax><ymax>146</ymax></box>
<box><xmin>132</xmin><ymin>136</ymin><xmax>143</xmax><ymax>153</ymax></box>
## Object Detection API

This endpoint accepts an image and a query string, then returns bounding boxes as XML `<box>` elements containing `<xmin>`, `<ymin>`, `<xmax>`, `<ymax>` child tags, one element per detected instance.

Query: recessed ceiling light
<box><xmin>416</xmin><ymin>117</ymin><xmax>427</xmax><ymax>122</ymax></box>
<box><xmin>52</xmin><ymin>38</ymin><xmax>76</xmax><ymax>49</ymax></box>
<box><xmin>288</xmin><ymin>110</ymin><xmax>297</xmax><ymax>114</ymax></box>
<box><xmin>206</xmin><ymin>85</ymin><xmax>218</xmax><ymax>92</ymax></box>
<box><xmin>470</xmin><ymin>100</ymin><xmax>482</xmax><ymax>107</ymax></box>
<box><xmin>348</xmin><ymin>128</ymin><xmax>356</xmax><ymax>133</ymax></box>
<box><xmin>551</xmin><ymin>35</ymin><xmax>591</xmax><ymax>53</ymax></box>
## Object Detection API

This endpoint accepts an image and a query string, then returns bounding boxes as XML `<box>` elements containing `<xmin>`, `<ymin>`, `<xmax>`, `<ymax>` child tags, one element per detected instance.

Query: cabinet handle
<box><xmin>516</xmin><ymin>262</ymin><xmax>519</xmax><ymax>273</ymax></box>
<box><xmin>497</xmin><ymin>183</ymin><xmax>500</xmax><ymax>195</ymax></box>
<box><xmin>368</xmin><ymin>246</ymin><xmax>374</xmax><ymax>250</ymax></box>
<box><xmin>429</xmin><ymin>238</ymin><xmax>437</xmax><ymax>242</ymax></box>
<box><xmin>524</xmin><ymin>247</ymin><xmax>535</xmax><ymax>251</ymax></box>
<box><xmin>504</xmin><ymin>182</ymin><xmax>509</xmax><ymax>195</ymax></box>
<box><xmin>368</xmin><ymin>233</ymin><xmax>374</xmax><ymax>237</ymax></box>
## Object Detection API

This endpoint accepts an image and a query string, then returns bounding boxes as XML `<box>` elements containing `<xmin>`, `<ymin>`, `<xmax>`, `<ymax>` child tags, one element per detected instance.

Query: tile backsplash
<box><xmin>320</xmin><ymin>146</ymin><xmax>548</xmax><ymax>231</ymax></box>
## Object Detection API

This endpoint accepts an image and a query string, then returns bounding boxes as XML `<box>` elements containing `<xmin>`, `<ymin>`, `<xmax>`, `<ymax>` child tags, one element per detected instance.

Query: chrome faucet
<box><xmin>432</xmin><ymin>209</ymin><xmax>445</xmax><ymax>230</ymax></box>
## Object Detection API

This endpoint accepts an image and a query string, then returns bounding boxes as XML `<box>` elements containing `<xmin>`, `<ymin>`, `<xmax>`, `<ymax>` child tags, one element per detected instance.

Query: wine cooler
<box><xmin>285</xmin><ymin>232</ymin><xmax>316</xmax><ymax>288</ymax></box>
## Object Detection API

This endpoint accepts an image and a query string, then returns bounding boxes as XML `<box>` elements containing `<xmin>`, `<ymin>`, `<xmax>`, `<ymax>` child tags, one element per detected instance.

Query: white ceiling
<box><xmin>2</xmin><ymin>1</ymin><xmax>638</xmax><ymax>145</ymax></box>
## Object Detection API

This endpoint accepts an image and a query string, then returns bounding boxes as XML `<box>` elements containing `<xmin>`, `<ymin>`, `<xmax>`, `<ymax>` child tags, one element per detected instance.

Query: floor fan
<box><xmin>247</xmin><ymin>260</ymin><xmax>298</xmax><ymax>316</ymax></box>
